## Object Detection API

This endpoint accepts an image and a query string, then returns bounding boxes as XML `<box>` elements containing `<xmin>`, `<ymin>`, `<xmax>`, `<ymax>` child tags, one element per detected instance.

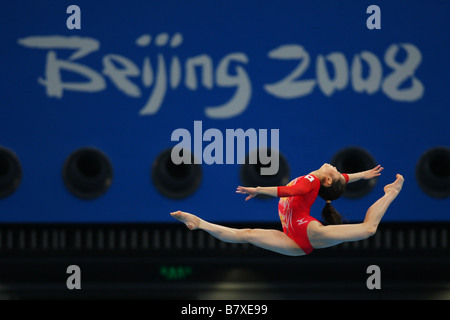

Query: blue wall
<box><xmin>1</xmin><ymin>0</ymin><xmax>449</xmax><ymax>222</ymax></box>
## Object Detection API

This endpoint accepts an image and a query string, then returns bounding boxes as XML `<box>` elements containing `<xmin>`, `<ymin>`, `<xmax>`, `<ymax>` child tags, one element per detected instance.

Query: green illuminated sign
<box><xmin>159</xmin><ymin>266</ymin><xmax>192</xmax><ymax>280</ymax></box>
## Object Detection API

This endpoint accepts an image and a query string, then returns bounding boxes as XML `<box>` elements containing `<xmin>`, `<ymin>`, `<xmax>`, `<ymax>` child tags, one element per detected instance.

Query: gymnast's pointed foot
<box><xmin>384</xmin><ymin>174</ymin><xmax>404</xmax><ymax>196</ymax></box>
<box><xmin>170</xmin><ymin>210</ymin><xmax>201</xmax><ymax>230</ymax></box>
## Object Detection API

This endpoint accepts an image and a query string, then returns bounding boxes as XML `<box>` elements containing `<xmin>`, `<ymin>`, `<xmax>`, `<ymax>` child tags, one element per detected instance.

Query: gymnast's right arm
<box><xmin>236</xmin><ymin>177</ymin><xmax>314</xmax><ymax>200</ymax></box>
<box><xmin>256</xmin><ymin>178</ymin><xmax>313</xmax><ymax>197</ymax></box>
<box><xmin>276</xmin><ymin>177</ymin><xmax>313</xmax><ymax>197</ymax></box>
<box><xmin>236</xmin><ymin>186</ymin><xmax>278</xmax><ymax>200</ymax></box>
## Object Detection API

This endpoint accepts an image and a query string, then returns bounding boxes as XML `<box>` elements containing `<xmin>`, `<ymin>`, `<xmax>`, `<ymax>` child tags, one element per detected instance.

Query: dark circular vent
<box><xmin>0</xmin><ymin>146</ymin><xmax>22</xmax><ymax>198</ymax></box>
<box><xmin>63</xmin><ymin>147</ymin><xmax>113</xmax><ymax>199</ymax></box>
<box><xmin>416</xmin><ymin>147</ymin><xmax>450</xmax><ymax>198</ymax></box>
<box><xmin>331</xmin><ymin>147</ymin><xmax>378</xmax><ymax>198</ymax></box>
<box><xmin>152</xmin><ymin>148</ymin><xmax>202</xmax><ymax>199</ymax></box>
<box><xmin>240</xmin><ymin>148</ymin><xmax>290</xmax><ymax>199</ymax></box>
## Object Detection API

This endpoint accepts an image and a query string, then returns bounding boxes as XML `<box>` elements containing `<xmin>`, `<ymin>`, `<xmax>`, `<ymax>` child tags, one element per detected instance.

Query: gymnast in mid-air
<box><xmin>171</xmin><ymin>163</ymin><xmax>404</xmax><ymax>256</ymax></box>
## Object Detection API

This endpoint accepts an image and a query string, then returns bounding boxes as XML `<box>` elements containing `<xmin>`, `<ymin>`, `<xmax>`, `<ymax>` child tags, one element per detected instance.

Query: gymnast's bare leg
<box><xmin>170</xmin><ymin>211</ymin><xmax>304</xmax><ymax>256</ymax></box>
<box><xmin>308</xmin><ymin>174</ymin><xmax>405</xmax><ymax>248</ymax></box>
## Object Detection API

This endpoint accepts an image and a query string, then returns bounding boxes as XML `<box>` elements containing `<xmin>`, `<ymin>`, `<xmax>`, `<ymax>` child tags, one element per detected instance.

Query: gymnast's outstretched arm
<box><xmin>346</xmin><ymin>165</ymin><xmax>384</xmax><ymax>183</ymax></box>
<box><xmin>235</xmin><ymin>174</ymin><xmax>316</xmax><ymax>200</ymax></box>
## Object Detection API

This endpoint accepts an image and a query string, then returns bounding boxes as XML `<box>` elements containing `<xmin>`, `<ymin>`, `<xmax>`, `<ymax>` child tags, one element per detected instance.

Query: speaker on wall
<box><xmin>0</xmin><ymin>146</ymin><xmax>22</xmax><ymax>199</ymax></box>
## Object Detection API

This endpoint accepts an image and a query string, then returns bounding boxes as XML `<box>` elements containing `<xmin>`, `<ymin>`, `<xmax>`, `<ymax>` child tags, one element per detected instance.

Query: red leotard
<box><xmin>277</xmin><ymin>173</ymin><xmax>349</xmax><ymax>255</ymax></box>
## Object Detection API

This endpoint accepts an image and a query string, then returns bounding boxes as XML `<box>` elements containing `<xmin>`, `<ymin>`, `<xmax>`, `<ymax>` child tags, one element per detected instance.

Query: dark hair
<box><xmin>318</xmin><ymin>177</ymin><xmax>346</xmax><ymax>225</ymax></box>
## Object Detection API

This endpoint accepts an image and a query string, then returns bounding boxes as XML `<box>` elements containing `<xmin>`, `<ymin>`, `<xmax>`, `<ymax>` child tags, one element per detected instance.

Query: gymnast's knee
<box><xmin>241</xmin><ymin>228</ymin><xmax>253</xmax><ymax>242</ymax></box>
<box><xmin>366</xmin><ymin>223</ymin><xmax>378</xmax><ymax>238</ymax></box>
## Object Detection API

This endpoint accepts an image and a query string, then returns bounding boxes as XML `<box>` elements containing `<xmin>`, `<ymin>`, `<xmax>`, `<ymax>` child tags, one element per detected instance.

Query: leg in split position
<box><xmin>170</xmin><ymin>211</ymin><xmax>304</xmax><ymax>256</ymax></box>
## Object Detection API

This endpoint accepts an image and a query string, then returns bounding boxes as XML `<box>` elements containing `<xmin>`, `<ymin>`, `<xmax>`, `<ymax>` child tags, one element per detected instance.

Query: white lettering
<box><xmin>205</xmin><ymin>53</ymin><xmax>251</xmax><ymax>119</ymax></box>
<box><xmin>316</xmin><ymin>52</ymin><xmax>349</xmax><ymax>96</ymax></box>
<box><xmin>18</xmin><ymin>34</ymin><xmax>424</xmax><ymax>118</ymax></box>
<box><xmin>351</xmin><ymin>51</ymin><xmax>382</xmax><ymax>94</ymax></box>
<box><xmin>170</xmin><ymin>121</ymin><xmax>280</xmax><ymax>176</ymax></box>
<box><xmin>66</xmin><ymin>5</ymin><xmax>81</xmax><ymax>30</ymax></box>
<box><xmin>181</xmin><ymin>304</ymin><xmax>215</xmax><ymax>318</ymax></box>
<box><xmin>382</xmin><ymin>43</ymin><xmax>424</xmax><ymax>101</ymax></box>
<box><xmin>66</xmin><ymin>265</ymin><xmax>81</xmax><ymax>289</ymax></box>
<box><xmin>366</xmin><ymin>5</ymin><xmax>381</xmax><ymax>30</ymax></box>
<box><xmin>264</xmin><ymin>43</ymin><xmax>423</xmax><ymax>102</ymax></box>
<box><xmin>366</xmin><ymin>265</ymin><xmax>381</xmax><ymax>289</ymax></box>
<box><xmin>103</xmin><ymin>54</ymin><xmax>140</xmax><ymax>97</ymax></box>
<box><xmin>264</xmin><ymin>45</ymin><xmax>316</xmax><ymax>98</ymax></box>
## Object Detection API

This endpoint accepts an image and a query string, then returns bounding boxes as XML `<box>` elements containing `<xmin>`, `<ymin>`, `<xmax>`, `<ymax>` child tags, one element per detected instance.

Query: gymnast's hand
<box><xmin>361</xmin><ymin>165</ymin><xmax>384</xmax><ymax>179</ymax></box>
<box><xmin>236</xmin><ymin>186</ymin><xmax>258</xmax><ymax>201</ymax></box>
<box><xmin>347</xmin><ymin>165</ymin><xmax>384</xmax><ymax>183</ymax></box>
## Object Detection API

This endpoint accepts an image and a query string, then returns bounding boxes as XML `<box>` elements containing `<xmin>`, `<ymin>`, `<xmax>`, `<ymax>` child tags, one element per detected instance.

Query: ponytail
<box><xmin>321</xmin><ymin>201</ymin><xmax>343</xmax><ymax>225</ymax></box>
<box><xmin>318</xmin><ymin>177</ymin><xmax>347</xmax><ymax>225</ymax></box>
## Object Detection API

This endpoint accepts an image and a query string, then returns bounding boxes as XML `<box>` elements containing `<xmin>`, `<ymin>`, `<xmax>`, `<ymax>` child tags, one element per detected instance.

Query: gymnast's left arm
<box><xmin>346</xmin><ymin>165</ymin><xmax>384</xmax><ymax>183</ymax></box>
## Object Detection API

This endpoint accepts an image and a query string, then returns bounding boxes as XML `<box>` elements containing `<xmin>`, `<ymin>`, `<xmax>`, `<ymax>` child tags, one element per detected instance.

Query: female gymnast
<box><xmin>170</xmin><ymin>163</ymin><xmax>404</xmax><ymax>256</ymax></box>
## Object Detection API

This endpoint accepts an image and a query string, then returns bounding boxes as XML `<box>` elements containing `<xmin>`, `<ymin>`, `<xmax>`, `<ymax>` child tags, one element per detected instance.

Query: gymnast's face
<box><xmin>320</xmin><ymin>163</ymin><xmax>345</xmax><ymax>187</ymax></box>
